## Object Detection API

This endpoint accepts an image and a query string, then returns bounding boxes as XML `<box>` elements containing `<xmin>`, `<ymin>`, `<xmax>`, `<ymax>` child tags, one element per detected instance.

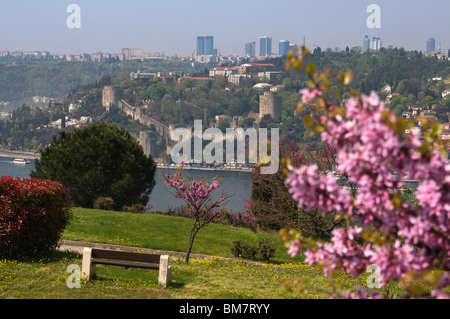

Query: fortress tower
<box><xmin>259</xmin><ymin>91</ymin><xmax>281</xmax><ymax>121</ymax></box>
<box><xmin>139</xmin><ymin>131</ymin><xmax>157</xmax><ymax>158</ymax></box>
<box><xmin>102</xmin><ymin>86</ymin><xmax>121</xmax><ymax>111</ymax></box>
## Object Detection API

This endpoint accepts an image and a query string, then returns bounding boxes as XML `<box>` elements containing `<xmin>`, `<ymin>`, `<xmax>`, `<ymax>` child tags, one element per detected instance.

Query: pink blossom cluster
<box><xmin>286</xmin><ymin>89</ymin><xmax>450</xmax><ymax>298</ymax></box>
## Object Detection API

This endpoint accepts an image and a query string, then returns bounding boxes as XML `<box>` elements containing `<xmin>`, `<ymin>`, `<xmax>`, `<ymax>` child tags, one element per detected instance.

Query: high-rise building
<box><xmin>371</xmin><ymin>37</ymin><xmax>382</xmax><ymax>51</ymax></box>
<box><xmin>259</xmin><ymin>36</ymin><xmax>272</xmax><ymax>57</ymax></box>
<box><xmin>427</xmin><ymin>38</ymin><xmax>436</xmax><ymax>52</ymax></box>
<box><xmin>197</xmin><ymin>36</ymin><xmax>205</xmax><ymax>55</ymax></box>
<box><xmin>205</xmin><ymin>36</ymin><xmax>214</xmax><ymax>55</ymax></box>
<box><xmin>197</xmin><ymin>36</ymin><xmax>215</xmax><ymax>56</ymax></box>
<box><xmin>279</xmin><ymin>40</ymin><xmax>290</xmax><ymax>56</ymax></box>
<box><xmin>245</xmin><ymin>42</ymin><xmax>256</xmax><ymax>57</ymax></box>
<box><xmin>363</xmin><ymin>35</ymin><xmax>370</xmax><ymax>53</ymax></box>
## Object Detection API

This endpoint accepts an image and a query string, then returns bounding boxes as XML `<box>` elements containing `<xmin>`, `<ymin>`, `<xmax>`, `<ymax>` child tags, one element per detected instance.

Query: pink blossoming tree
<box><xmin>164</xmin><ymin>162</ymin><xmax>230</xmax><ymax>263</ymax></box>
<box><xmin>280</xmin><ymin>47</ymin><xmax>449</xmax><ymax>298</ymax></box>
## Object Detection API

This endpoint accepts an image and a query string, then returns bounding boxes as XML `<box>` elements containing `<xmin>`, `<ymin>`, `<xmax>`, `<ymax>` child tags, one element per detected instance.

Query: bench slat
<box><xmin>92</xmin><ymin>258</ymin><xmax>160</xmax><ymax>270</ymax></box>
<box><xmin>91</xmin><ymin>248</ymin><xmax>161</xmax><ymax>264</ymax></box>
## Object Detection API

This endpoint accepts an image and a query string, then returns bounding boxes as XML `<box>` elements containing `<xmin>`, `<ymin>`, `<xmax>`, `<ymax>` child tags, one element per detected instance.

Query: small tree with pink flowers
<box><xmin>164</xmin><ymin>162</ymin><xmax>230</xmax><ymax>263</ymax></box>
<box><xmin>280</xmin><ymin>47</ymin><xmax>449</xmax><ymax>298</ymax></box>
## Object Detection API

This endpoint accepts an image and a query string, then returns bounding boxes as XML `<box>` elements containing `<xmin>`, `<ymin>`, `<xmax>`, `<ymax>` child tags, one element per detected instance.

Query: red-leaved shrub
<box><xmin>0</xmin><ymin>176</ymin><xmax>72</xmax><ymax>258</ymax></box>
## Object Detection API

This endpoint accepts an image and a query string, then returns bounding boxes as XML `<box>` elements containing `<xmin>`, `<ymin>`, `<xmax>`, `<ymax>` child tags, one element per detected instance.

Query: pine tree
<box><xmin>31</xmin><ymin>122</ymin><xmax>156</xmax><ymax>210</ymax></box>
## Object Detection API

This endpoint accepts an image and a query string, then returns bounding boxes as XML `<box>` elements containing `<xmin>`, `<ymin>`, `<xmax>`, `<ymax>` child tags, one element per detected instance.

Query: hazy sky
<box><xmin>0</xmin><ymin>0</ymin><xmax>449</xmax><ymax>56</ymax></box>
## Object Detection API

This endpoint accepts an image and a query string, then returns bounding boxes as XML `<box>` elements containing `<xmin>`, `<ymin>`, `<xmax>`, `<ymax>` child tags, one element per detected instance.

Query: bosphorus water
<box><xmin>0</xmin><ymin>156</ymin><xmax>252</xmax><ymax>212</ymax></box>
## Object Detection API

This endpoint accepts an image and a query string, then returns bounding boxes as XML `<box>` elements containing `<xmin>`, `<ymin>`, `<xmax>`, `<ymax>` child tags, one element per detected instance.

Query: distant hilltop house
<box><xmin>381</xmin><ymin>85</ymin><xmax>392</xmax><ymax>94</ymax></box>
<box><xmin>442</xmin><ymin>89</ymin><xmax>450</xmax><ymax>98</ymax></box>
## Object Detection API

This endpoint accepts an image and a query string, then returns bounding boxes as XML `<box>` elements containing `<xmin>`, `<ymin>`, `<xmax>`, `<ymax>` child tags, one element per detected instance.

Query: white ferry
<box><xmin>13</xmin><ymin>158</ymin><xmax>30</xmax><ymax>165</ymax></box>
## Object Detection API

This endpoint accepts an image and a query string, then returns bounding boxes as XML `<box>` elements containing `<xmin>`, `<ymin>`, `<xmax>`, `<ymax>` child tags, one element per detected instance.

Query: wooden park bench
<box><xmin>82</xmin><ymin>247</ymin><xmax>171</xmax><ymax>287</ymax></box>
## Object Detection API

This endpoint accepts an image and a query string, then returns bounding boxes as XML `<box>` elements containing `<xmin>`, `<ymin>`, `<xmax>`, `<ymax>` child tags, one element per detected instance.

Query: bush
<box><xmin>231</xmin><ymin>240</ymin><xmax>256</xmax><ymax>260</ymax></box>
<box><xmin>123</xmin><ymin>203</ymin><xmax>145</xmax><ymax>214</ymax></box>
<box><xmin>0</xmin><ymin>176</ymin><xmax>72</xmax><ymax>258</ymax></box>
<box><xmin>231</xmin><ymin>239</ymin><xmax>276</xmax><ymax>262</ymax></box>
<box><xmin>93</xmin><ymin>197</ymin><xmax>115</xmax><ymax>211</ymax></box>
<box><xmin>256</xmin><ymin>239</ymin><xmax>276</xmax><ymax>262</ymax></box>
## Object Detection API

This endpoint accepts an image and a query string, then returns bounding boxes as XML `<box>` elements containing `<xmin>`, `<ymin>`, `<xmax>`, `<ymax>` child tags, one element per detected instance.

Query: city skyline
<box><xmin>0</xmin><ymin>0</ymin><xmax>449</xmax><ymax>56</ymax></box>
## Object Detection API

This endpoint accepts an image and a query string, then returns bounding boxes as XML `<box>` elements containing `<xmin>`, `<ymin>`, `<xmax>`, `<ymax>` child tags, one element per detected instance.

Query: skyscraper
<box><xmin>363</xmin><ymin>35</ymin><xmax>370</xmax><ymax>53</ymax></box>
<box><xmin>197</xmin><ymin>36</ymin><xmax>215</xmax><ymax>56</ymax></box>
<box><xmin>205</xmin><ymin>36</ymin><xmax>214</xmax><ymax>55</ymax></box>
<box><xmin>371</xmin><ymin>37</ymin><xmax>382</xmax><ymax>51</ymax></box>
<box><xmin>197</xmin><ymin>36</ymin><xmax>205</xmax><ymax>56</ymax></box>
<box><xmin>279</xmin><ymin>40</ymin><xmax>290</xmax><ymax>56</ymax></box>
<box><xmin>259</xmin><ymin>36</ymin><xmax>272</xmax><ymax>57</ymax></box>
<box><xmin>245</xmin><ymin>42</ymin><xmax>256</xmax><ymax>57</ymax></box>
<box><xmin>427</xmin><ymin>38</ymin><xmax>436</xmax><ymax>52</ymax></box>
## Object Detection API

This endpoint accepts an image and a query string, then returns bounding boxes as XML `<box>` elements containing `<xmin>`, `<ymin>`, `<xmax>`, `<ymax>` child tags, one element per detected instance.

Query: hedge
<box><xmin>0</xmin><ymin>176</ymin><xmax>72</xmax><ymax>258</ymax></box>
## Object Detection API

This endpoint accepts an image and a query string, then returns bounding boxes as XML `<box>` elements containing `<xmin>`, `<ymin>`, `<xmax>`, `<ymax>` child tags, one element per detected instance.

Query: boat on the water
<box><xmin>12</xmin><ymin>158</ymin><xmax>30</xmax><ymax>165</ymax></box>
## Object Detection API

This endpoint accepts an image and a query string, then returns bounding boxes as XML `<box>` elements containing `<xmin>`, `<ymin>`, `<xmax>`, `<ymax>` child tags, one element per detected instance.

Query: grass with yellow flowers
<box><xmin>1</xmin><ymin>251</ymin><xmax>405</xmax><ymax>299</ymax></box>
<box><xmin>0</xmin><ymin>207</ymin><xmax>411</xmax><ymax>299</ymax></box>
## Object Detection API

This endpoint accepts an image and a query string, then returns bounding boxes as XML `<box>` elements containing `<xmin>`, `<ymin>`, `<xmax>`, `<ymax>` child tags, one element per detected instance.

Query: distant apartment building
<box><xmin>259</xmin><ymin>36</ymin><xmax>272</xmax><ymax>57</ymax></box>
<box><xmin>258</xmin><ymin>71</ymin><xmax>281</xmax><ymax>81</ymax></box>
<box><xmin>279</xmin><ymin>40</ymin><xmax>290</xmax><ymax>56</ymax></box>
<box><xmin>121</xmin><ymin>48</ymin><xmax>144</xmax><ymax>59</ymax></box>
<box><xmin>227</xmin><ymin>74</ymin><xmax>252</xmax><ymax>87</ymax></box>
<box><xmin>209</xmin><ymin>66</ymin><xmax>236</xmax><ymax>77</ymax></box>
<box><xmin>121</xmin><ymin>48</ymin><xmax>132</xmax><ymax>59</ymax></box>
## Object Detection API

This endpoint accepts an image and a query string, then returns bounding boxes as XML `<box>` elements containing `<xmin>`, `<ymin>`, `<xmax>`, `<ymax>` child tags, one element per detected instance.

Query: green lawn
<box><xmin>1</xmin><ymin>249</ymin><xmax>379</xmax><ymax>299</ymax></box>
<box><xmin>63</xmin><ymin>207</ymin><xmax>303</xmax><ymax>264</ymax></box>
<box><xmin>0</xmin><ymin>208</ymin><xmax>407</xmax><ymax>299</ymax></box>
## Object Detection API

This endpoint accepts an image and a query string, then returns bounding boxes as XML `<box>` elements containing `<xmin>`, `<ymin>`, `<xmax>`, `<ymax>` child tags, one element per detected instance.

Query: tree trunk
<box><xmin>185</xmin><ymin>226</ymin><xmax>199</xmax><ymax>263</ymax></box>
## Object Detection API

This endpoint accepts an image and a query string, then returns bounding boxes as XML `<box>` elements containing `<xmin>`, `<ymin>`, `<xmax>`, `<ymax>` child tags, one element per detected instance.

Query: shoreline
<box><xmin>0</xmin><ymin>151</ymin><xmax>253</xmax><ymax>173</ymax></box>
<box><xmin>156</xmin><ymin>165</ymin><xmax>253</xmax><ymax>173</ymax></box>
<box><xmin>0</xmin><ymin>150</ymin><xmax>41</xmax><ymax>159</ymax></box>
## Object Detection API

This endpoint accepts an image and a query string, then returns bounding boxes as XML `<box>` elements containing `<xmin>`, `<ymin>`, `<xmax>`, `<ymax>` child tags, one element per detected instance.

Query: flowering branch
<box><xmin>281</xmin><ymin>46</ymin><xmax>449</xmax><ymax>299</ymax></box>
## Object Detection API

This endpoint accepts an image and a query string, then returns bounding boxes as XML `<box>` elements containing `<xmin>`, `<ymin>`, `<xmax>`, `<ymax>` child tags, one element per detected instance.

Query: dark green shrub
<box><xmin>231</xmin><ymin>240</ymin><xmax>256</xmax><ymax>260</ymax></box>
<box><xmin>256</xmin><ymin>239</ymin><xmax>276</xmax><ymax>262</ymax></box>
<box><xmin>123</xmin><ymin>203</ymin><xmax>145</xmax><ymax>214</ymax></box>
<box><xmin>231</xmin><ymin>239</ymin><xmax>276</xmax><ymax>262</ymax></box>
<box><xmin>93</xmin><ymin>197</ymin><xmax>115</xmax><ymax>211</ymax></box>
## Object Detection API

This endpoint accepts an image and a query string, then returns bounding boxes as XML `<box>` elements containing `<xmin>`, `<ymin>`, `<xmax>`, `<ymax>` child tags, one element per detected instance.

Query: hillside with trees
<box><xmin>1</xmin><ymin>48</ymin><xmax>449</xmax><ymax>152</ymax></box>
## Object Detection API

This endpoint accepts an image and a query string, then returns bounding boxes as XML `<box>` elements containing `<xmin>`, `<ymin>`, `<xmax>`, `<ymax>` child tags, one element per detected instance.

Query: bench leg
<box><xmin>81</xmin><ymin>247</ymin><xmax>96</xmax><ymax>281</ymax></box>
<box><xmin>158</xmin><ymin>255</ymin><xmax>171</xmax><ymax>287</ymax></box>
